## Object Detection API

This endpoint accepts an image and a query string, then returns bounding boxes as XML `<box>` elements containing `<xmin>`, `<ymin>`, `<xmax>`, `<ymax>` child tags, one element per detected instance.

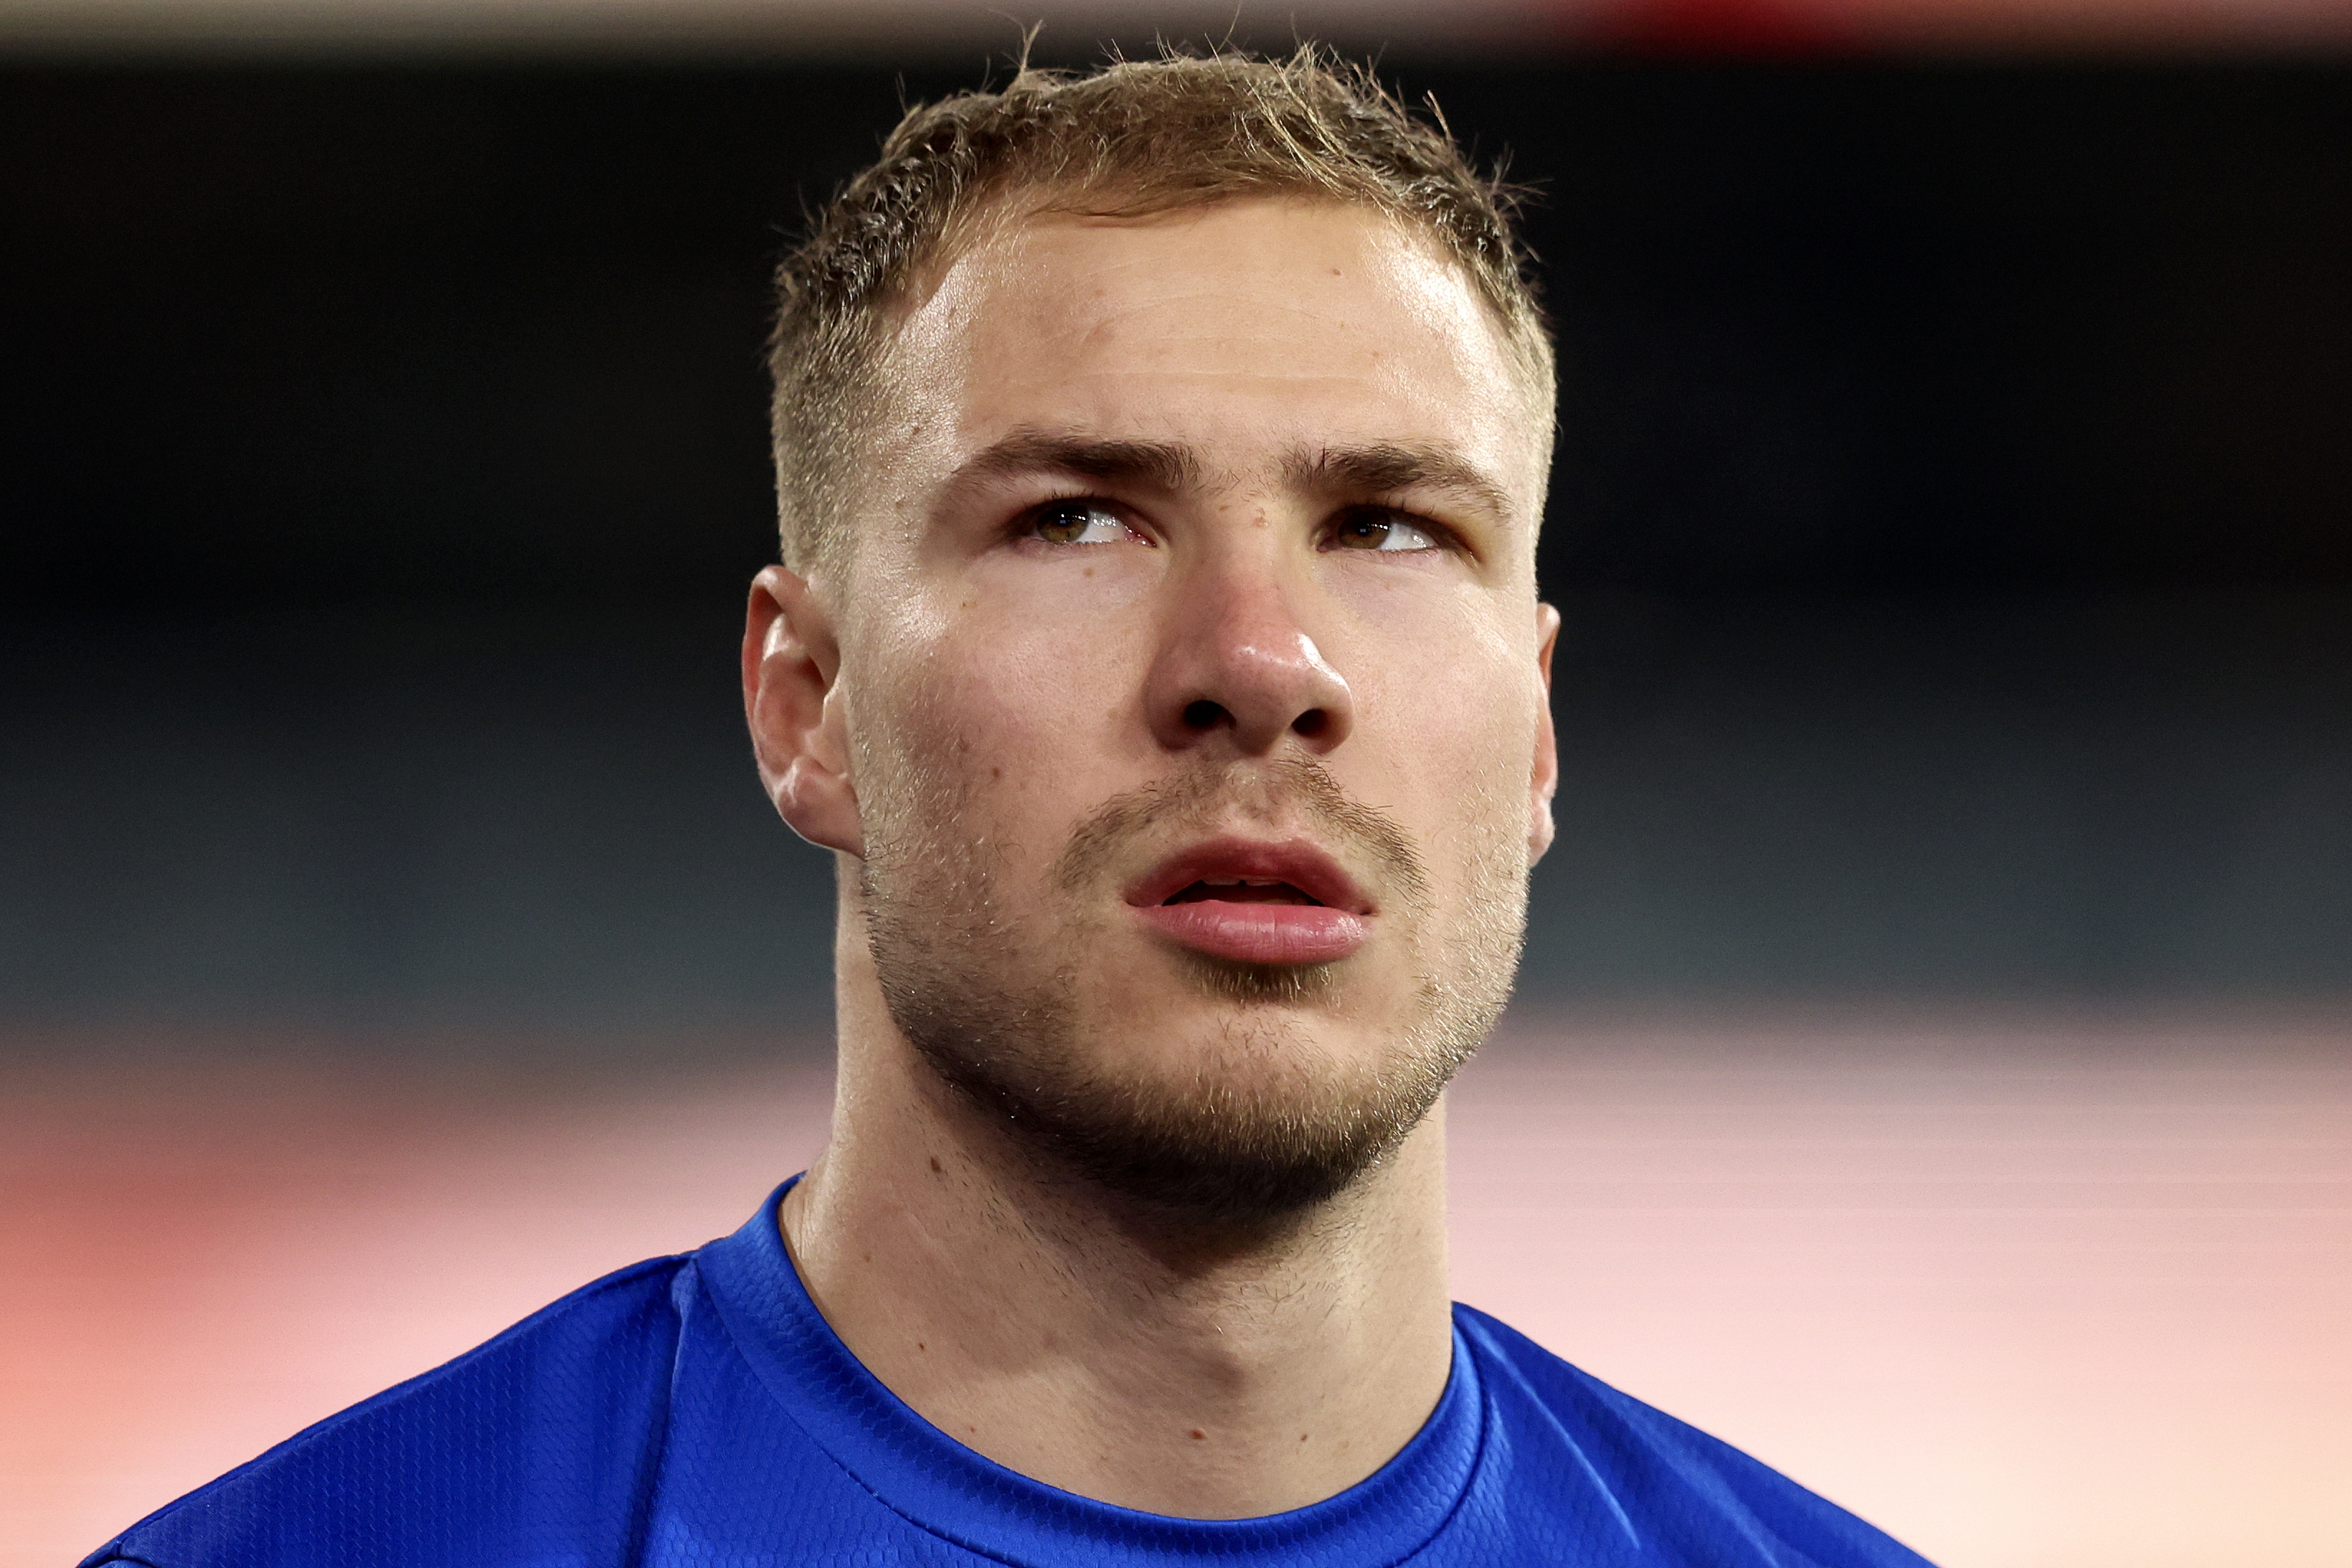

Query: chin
<box><xmin>895</xmin><ymin>965</ymin><xmax>1478</xmax><ymax>1227</ymax></box>
<box><xmin>864</xmin><ymin>820</ymin><xmax>1519</xmax><ymax>1225</ymax></box>
<box><xmin>1166</xmin><ymin>953</ymin><xmax>1345</xmax><ymax>1009</ymax></box>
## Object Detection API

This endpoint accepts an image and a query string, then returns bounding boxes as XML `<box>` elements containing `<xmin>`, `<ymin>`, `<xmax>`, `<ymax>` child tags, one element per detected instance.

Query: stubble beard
<box><xmin>861</xmin><ymin>755</ymin><xmax>1528</xmax><ymax>1227</ymax></box>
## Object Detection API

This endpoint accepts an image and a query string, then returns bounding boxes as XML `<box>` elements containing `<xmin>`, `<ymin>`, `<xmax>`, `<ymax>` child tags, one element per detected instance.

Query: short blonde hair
<box><xmin>767</xmin><ymin>47</ymin><xmax>1553</xmax><ymax>573</ymax></box>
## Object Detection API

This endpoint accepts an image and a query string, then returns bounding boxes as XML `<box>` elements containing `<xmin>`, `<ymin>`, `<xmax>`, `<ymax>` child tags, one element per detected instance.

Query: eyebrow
<box><xmin>946</xmin><ymin>428</ymin><xmax>1517</xmax><ymax>531</ymax></box>
<box><xmin>957</xmin><ymin>429</ymin><xmax>1201</xmax><ymax>494</ymax></box>
<box><xmin>1287</xmin><ymin>443</ymin><xmax>1518</xmax><ymax>528</ymax></box>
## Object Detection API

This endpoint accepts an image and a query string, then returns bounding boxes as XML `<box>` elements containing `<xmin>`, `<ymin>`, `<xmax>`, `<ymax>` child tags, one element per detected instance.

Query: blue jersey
<box><xmin>85</xmin><ymin>1183</ymin><xmax>1933</xmax><ymax>1567</ymax></box>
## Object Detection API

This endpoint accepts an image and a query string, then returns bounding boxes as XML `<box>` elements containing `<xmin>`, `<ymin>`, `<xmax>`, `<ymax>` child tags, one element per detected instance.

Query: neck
<box><xmin>778</xmin><ymin>930</ymin><xmax>1456</xmax><ymax>1519</ymax></box>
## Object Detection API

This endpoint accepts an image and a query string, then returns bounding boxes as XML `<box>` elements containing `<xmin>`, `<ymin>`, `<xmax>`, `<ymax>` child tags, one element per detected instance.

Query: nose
<box><xmin>1143</xmin><ymin>557</ymin><xmax>1354</xmax><ymax>757</ymax></box>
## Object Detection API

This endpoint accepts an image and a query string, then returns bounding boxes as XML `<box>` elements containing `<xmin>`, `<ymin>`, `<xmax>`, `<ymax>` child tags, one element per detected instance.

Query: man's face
<box><xmin>827</xmin><ymin>197</ymin><xmax>1557</xmax><ymax>1219</ymax></box>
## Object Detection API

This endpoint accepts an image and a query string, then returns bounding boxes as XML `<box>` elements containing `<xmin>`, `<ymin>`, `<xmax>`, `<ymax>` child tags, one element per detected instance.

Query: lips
<box><xmin>1125</xmin><ymin>838</ymin><xmax>1372</xmax><ymax>966</ymax></box>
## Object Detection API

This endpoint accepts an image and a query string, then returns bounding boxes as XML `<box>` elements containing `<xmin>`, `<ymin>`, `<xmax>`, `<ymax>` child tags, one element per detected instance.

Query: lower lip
<box><xmin>1130</xmin><ymin>900</ymin><xmax>1369</xmax><ymax>965</ymax></box>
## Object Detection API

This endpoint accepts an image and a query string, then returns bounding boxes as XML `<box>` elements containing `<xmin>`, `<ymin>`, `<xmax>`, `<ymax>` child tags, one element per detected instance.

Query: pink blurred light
<box><xmin>4</xmin><ymin>1011</ymin><xmax>2346</xmax><ymax>1567</ymax></box>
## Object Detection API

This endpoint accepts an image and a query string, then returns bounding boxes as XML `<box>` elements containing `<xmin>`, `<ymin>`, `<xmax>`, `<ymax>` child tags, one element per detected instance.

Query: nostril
<box><xmin>1182</xmin><ymin>699</ymin><xmax>1227</xmax><ymax>731</ymax></box>
<box><xmin>1292</xmin><ymin>709</ymin><xmax>1328</xmax><ymax>739</ymax></box>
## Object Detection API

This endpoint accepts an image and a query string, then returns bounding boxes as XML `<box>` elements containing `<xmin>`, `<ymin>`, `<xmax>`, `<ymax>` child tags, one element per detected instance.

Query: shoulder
<box><xmin>1453</xmin><ymin>1304</ymin><xmax>1937</xmax><ymax>1567</ymax></box>
<box><xmin>82</xmin><ymin>1253</ymin><xmax>699</xmax><ymax>1568</ymax></box>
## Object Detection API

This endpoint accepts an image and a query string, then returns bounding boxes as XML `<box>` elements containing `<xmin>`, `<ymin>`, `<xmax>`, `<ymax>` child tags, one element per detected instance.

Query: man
<box><xmin>88</xmin><ymin>51</ymin><xmax>1932</xmax><ymax>1567</ymax></box>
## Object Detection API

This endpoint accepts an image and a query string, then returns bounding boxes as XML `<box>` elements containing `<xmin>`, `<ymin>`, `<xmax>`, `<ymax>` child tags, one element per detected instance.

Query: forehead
<box><xmin>878</xmin><ymin>198</ymin><xmax>1548</xmax><ymax>514</ymax></box>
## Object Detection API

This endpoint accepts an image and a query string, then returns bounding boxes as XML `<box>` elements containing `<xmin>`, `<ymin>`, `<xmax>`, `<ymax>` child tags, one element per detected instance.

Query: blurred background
<box><xmin>3</xmin><ymin>1</ymin><xmax>2348</xmax><ymax>1564</ymax></box>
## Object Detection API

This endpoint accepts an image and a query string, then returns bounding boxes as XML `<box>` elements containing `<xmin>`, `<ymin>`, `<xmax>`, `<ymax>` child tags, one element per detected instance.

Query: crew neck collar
<box><xmin>696</xmin><ymin>1181</ymin><xmax>1486</xmax><ymax>1568</ymax></box>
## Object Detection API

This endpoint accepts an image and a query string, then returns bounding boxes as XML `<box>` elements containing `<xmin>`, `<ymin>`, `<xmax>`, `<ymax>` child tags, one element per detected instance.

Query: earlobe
<box><xmin>1527</xmin><ymin>601</ymin><xmax>1561</xmax><ymax>865</ymax></box>
<box><xmin>742</xmin><ymin>565</ymin><xmax>865</xmax><ymax>857</ymax></box>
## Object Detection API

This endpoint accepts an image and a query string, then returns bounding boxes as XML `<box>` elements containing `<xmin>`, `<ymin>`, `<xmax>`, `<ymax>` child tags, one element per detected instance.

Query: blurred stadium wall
<box><xmin>1</xmin><ymin>6</ymin><xmax>2348</xmax><ymax>1567</ymax></box>
<box><xmin>4</xmin><ymin>37</ymin><xmax>2348</xmax><ymax>1030</ymax></box>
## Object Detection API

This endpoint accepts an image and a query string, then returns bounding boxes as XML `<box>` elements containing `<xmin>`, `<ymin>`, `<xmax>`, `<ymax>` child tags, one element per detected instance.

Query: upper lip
<box><xmin>1124</xmin><ymin>837</ymin><xmax>1374</xmax><ymax>915</ymax></box>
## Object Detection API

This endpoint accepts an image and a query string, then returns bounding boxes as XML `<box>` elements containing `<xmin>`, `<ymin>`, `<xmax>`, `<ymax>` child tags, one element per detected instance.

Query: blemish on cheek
<box><xmin>990</xmin><ymin>767</ymin><xmax>1001</xmax><ymax>781</ymax></box>
<box><xmin>1083</xmin><ymin>567</ymin><xmax>1095</xmax><ymax>578</ymax></box>
<box><xmin>929</xmin><ymin>1156</ymin><xmax>942</xmax><ymax>1172</ymax></box>
<box><xmin>1189</xmin><ymin>1429</ymin><xmax>1206</xmax><ymax>1440</ymax></box>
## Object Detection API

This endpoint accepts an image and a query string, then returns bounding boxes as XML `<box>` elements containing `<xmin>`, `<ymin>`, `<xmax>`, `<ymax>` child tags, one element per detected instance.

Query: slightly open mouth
<box><xmin>1130</xmin><ymin>851</ymin><xmax>1370</xmax><ymax>965</ymax></box>
<box><xmin>1163</xmin><ymin>878</ymin><xmax>1323</xmax><ymax>907</ymax></box>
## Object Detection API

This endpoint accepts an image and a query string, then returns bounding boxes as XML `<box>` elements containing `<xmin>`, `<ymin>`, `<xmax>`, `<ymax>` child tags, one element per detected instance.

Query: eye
<box><xmin>1330</xmin><ymin>508</ymin><xmax>1442</xmax><ymax>553</ymax></box>
<box><xmin>1025</xmin><ymin>499</ymin><xmax>1134</xmax><ymax>547</ymax></box>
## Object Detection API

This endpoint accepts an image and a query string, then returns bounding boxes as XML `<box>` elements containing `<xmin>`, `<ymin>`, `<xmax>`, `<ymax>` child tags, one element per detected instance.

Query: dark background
<box><xmin>4</xmin><ymin>57</ymin><xmax>2348</xmax><ymax>1034</ymax></box>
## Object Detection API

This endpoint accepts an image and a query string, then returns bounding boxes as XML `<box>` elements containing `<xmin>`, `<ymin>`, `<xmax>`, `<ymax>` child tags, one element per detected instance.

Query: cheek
<box><xmin>859</xmin><ymin>587</ymin><xmax>1152</xmax><ymax>864</ymax></box>
<box><xmin>1339</xmin><ymin>584</ymin><xmax>1534</xmax><ymax>775</ymax></box>
<box><xmin>943</xmin><ymin>618</ymin><xmax>1130</xmax><ymax>765</ymax></box>
<box><xmin>955</xmin><ymin>553</ymin><xmax>1161</xmax><ymax>728</ymax></box>
<box><xmin>1339</xmin><ymin>599</ymin><xmax>1539</xmax><ymax>882</ymax></box>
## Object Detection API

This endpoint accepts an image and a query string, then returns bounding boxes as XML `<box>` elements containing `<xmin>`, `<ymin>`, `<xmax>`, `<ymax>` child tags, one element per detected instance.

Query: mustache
<box><xmin>1053</xmin><ymin>755</ymin><xmax>1428</xmax><ymax>910</ymax></box>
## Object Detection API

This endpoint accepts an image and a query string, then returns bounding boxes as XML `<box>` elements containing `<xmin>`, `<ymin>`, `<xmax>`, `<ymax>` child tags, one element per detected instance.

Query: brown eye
<box><xmin>1331</xmin><ymin>509</ymin><xmax>1440</xmax><ymax>552</ymax></box>
<box><xmin>1029</xmin><ymin>500</ymin><xmax>1126</xmax><ymax>545</ymax></box>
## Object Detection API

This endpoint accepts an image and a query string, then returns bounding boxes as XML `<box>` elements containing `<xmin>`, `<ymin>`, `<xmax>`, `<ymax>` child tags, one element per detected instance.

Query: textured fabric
<box><xmin>85</xmin><ymin>1182</ymin><xmax>1936</xmax><ymax>1567</ymax></box>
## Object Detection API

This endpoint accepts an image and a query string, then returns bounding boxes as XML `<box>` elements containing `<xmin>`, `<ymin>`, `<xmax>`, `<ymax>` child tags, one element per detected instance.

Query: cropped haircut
<box><xmin>766</xmin><ymin>47</ymin><xmax>1553</xmax><ymax>575</ymax></box>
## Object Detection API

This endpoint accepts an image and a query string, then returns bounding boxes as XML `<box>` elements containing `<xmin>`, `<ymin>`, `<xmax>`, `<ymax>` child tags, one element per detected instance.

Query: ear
<box><xmin>1527</xmin><ymin>601</ymin><xmax>1561</xmax><ymax>866</ymax></box>
<box><xmin>742</xmin><ymin>565</ymin><xmax>864</xmax><ymax>856</ymax></box>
